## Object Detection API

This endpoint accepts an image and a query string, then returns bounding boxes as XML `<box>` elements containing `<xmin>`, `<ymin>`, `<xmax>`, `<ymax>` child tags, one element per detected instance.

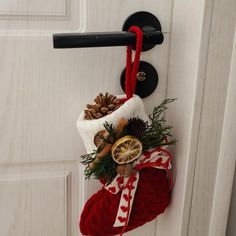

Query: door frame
<box><xmin>168</xmin><ymin>0</ymin><xmax>236</xmax><ymax>235</ymax></box>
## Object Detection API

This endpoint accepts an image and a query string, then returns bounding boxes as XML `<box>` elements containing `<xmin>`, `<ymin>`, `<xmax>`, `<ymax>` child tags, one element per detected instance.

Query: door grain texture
<box><xmin>0</xmin><ymin>0</ymin><xmax>235</xmax><ymax>236</ymax></box>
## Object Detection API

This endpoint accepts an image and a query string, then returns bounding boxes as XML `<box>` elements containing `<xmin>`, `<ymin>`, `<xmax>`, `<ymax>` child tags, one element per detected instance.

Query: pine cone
<box><xmin>127</xmin><ymin>117</ymin><xmax>147</xmax><ymax>139</ymax></box>
<box><xmin>84</xmin><ymin>92</ymin><xmax>122</xmax><ymax>120</ymax></box>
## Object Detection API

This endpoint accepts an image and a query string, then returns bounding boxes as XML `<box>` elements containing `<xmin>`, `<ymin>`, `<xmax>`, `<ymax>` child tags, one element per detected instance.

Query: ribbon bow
<box><xmin>105</xmin><ymin>146</ymin><xmax>173</xmax><ymax>235</ymax></box>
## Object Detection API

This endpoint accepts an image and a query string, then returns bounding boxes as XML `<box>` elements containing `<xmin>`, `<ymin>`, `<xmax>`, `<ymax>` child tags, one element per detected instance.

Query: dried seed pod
<box><xmin>94</xmin><ymin>130</ymin><xmax>108</xmax><ymax>147</ymax></box>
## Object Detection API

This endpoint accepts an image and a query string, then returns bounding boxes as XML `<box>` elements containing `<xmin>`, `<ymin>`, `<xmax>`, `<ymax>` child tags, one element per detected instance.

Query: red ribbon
<box><xmin>119</xmin><ymin>173</ymin><xmax>137</xmax><ymax>236</ymax></box>
<box><xmin>135</xmin><ymin>147</ymin><xmax>173</xmax><ymax>191</ymax></box>
<box><xmin>120</xmin><ymin>26</ymin><xmax>143</xmax><ymax>103</ymax></box>
<box><xmin>119</xmin><ymin>147</ymin><xmax>173</xmax><ymax>236</ymax></box>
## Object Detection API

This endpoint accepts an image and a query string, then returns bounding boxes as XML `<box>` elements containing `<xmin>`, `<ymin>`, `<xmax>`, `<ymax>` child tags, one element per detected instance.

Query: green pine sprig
<box><xmin>81</xmin><ymin>151</ymin><xmax>97</xmax><ymax>165</ymax></box>
<box><xmin>102</xmin><ymin>121</ymin><xmax>117</xmax><ymax>143</ymax></box>
<box><xmin>140</xmin><ymin>98</ymin><xmax>177</xmax><ymax>150</ymax></box>
<box><xmin>84</xmin><ymin>154</ymin><xmax>117</xmax><ymax>183</ymax></box>
<box><xmin>149</xmin><ymin>98</ymin><xmax>176</xmax><ymax>122</ymax></box>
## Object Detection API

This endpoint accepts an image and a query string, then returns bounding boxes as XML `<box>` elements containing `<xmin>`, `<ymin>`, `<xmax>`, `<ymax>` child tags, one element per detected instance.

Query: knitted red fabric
<box><xmin>80</xmin><ymin>168</ymin><xmax>171</xmax><ymax>236</ymax></box>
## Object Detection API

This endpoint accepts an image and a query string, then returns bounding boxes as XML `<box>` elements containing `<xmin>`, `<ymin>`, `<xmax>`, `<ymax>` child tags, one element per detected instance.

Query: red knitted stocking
<box><xmin>80</xmin><ymin>168</ymin><xmax>170</xmax><ymax>236</ymax></box>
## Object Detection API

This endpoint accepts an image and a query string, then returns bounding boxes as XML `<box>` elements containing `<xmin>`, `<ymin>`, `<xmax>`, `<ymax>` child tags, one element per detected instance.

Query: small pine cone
<box><xmin>127</xmin><ymin>117</ymin><xmax>147</xmax><ymax>139</ymax></box>
<box><xmin>84</xmin><ymin>92</ymin><xmax>123</xmax><ymax>120</ymax></box>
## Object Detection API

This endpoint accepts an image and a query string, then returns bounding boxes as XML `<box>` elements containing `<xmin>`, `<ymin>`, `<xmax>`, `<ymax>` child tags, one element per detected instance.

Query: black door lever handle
<box><xmin>53</xmin><ymin>11</ymin><xmax>164</xmax><ymax>51</ymax></box>
<box><xmin>53</xmin><ymin>30</ymin><xmax>164</xmax><ymax>49</ymax></box>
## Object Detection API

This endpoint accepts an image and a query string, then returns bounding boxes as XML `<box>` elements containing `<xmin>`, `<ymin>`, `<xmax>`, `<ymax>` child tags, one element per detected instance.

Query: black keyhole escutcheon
<box><xmin>120</xmin><ymin>61</ymin><xmax>159</xmax><ymax>98</ymax></box>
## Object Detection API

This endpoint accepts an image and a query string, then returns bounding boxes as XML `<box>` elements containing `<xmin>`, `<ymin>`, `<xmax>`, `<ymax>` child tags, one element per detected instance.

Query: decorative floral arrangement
<box><xmin>81</xmin><ymin>94</ymin><xmax>176</xmax><ymax>183</ymax></box>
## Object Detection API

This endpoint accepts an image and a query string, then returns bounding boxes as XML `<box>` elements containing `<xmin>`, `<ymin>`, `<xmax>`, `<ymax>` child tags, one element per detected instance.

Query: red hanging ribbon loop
<box><xmin>122</xmin><ymin>26</ymin><xmax>143</xmax><ymax>102</ymax></box>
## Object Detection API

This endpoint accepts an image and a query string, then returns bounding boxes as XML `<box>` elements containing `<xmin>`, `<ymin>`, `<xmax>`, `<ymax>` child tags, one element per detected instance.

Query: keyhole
<box><xmin>136</xmin><ymin>71</ymin><xmax>146</xmax><ymax>81</ymax></box>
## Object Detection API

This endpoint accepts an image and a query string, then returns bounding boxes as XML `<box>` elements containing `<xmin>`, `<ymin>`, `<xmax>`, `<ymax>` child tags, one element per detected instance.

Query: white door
<box><xmin>0</xmin><ymin>0</ymin><xmax>235</xmax><ymax>236</ymax></box>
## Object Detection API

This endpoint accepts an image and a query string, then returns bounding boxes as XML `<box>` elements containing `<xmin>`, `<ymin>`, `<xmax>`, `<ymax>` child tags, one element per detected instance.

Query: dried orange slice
<box><xmin>111</xmin><ymin>135</ymin><xmax>142</xmax><ymax>164</ymax></box>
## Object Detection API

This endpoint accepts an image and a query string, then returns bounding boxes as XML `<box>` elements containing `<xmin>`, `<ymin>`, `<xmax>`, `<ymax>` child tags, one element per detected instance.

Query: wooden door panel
<box><xmin>0</xmin><ymin>162</ymin><xmax>79</xmax><ymax>236</ymax></box>
<box><xmin>2</xmin><ymin>0</ymin><xmax>230</xmax><ymax>235</ymax></box>
<box><xmin>0</xmin><ymin>0</ymin><xmax>82</xmax><ymax>31</ymax></box>
<box><xmin>0</xmin><ymin>0</ymin><xmax>66</xmax><ymax>17</ymax></box>
<box><xmin>0</xmin><ymin>172</ymin><xmax>69</xmax><ymax>236</ymax></box>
